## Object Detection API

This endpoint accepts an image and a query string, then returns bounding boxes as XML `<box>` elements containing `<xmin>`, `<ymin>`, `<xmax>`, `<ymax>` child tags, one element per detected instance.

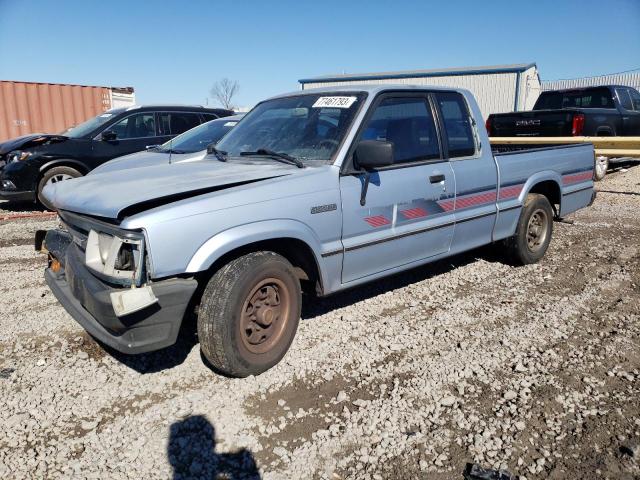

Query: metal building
<box><xmin>299</xmin><ymin>63</ymin><xmax>540</xmax><ymax>119</ymax></box>
<box><xmin>542</xmin><ymin>69</ymin><xmax>640</xmax><ymax>92</ymax></box>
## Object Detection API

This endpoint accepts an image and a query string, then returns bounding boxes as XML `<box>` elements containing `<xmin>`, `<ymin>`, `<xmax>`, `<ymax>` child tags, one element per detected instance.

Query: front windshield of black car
<box><xmin>158</xmin><ymin>118</ymin><xmax>238</xmax><ymax>153</ymax></box>
<box><xmin>64</xmin><ymin>108</ymin><xmax>126</xmax><ymax>138</ymax></box>
<box><xmin>215</xmin><ymin>93</ymin><xmax>365</xmax><ymax>164</ymax></box>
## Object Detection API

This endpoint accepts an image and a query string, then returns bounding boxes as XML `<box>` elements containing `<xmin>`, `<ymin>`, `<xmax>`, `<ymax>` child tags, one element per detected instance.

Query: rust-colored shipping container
<box><xmin>0</xmin><ymin>81</ymin><xmax>135</xmax><ymax>142</ymax></box>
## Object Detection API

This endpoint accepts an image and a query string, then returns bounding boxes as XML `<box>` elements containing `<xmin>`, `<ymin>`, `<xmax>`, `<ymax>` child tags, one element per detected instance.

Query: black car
<box><xmin>0</xmin><ymin>105</ymin><xmax>232</xmax><ymax>209</ymax></box>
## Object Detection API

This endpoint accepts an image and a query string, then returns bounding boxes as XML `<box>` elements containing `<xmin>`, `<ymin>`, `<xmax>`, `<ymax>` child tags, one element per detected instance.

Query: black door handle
<box><xmin>429</xmin><ymin>174</ymin><xmax>445</xmax><ymax>183</ymax></box>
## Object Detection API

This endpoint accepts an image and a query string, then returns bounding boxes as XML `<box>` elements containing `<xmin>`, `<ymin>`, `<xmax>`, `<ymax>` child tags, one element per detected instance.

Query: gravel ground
<box><xmin>0</xmin><ymin>166</ymin><xmax>639</xmax><ymax>480</ymax></box>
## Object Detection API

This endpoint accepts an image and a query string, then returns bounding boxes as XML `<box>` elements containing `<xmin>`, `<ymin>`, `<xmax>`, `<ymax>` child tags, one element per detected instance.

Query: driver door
<box><xmin>339</xmin><ymin>94</ymin><xmax>456</xmax><ymax>284</ymax></box>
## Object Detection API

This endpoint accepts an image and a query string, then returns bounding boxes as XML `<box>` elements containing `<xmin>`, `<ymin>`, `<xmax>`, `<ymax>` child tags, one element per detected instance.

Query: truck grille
<box><xmin>62</xmin><ymin>219</ymin><xmax>89</xmax><ymax>252</ymax></box>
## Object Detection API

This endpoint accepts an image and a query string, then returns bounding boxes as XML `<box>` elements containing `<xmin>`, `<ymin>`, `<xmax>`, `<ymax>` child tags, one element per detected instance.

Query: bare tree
<box><xmin>210</xmin><ymin>78</ymin><xmax>240</xmax><ymax>110</ymax></box>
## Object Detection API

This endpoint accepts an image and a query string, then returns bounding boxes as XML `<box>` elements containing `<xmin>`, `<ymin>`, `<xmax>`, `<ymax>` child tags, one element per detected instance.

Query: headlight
<box><xmin>85</xmin><ymin>229</ymin><xmax>145</xmax><ymax>285</ymax></box>
<box><xmin>8</xmin><ymin>150</ymin><xmax>32</xmax><ymax>163</ymax></box>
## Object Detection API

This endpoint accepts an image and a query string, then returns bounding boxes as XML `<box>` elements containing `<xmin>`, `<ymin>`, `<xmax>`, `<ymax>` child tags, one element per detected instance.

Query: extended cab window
<box><xmin>629</xmin><ymin>89</ymin><xmax>640</xmax><ymax>111</ymax></box>
<box><xmin>360</xmin><ymin>97</ymin><xmax>440</xmax><ymax>164</ymax></box>
<box><xmin>435</xmin><ymin>92</ymin><xmax>476</xmax><ymax>158</ymax></box>
<box><xmin>158</xmin><ymin>112</ymin><xmax>201</xmax><ymax>135</ymax></box>
<box><xmin>616</xmin><ymin>88</ymin><xmax>633</xmax><ymax>110</ymax></box>
<box><xmin>110</xmin><ymin>113</ymin><xmax>156</xmax><ymax>139</ymax></box>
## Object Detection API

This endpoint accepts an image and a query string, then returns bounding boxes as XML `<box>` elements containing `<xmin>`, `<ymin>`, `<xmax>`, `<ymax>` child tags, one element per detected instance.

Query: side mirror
<box><xmin>355</xmin><ymin>140</ymin><xmax>394</xmax><ymax>170</ymax></box>
<box><xmin>145</xmin><ymin>144</ymin><xmax>160</xmax><ymax>150</ymax></box>
<box><xmin>101</xmin><ymin>130</ymin><xmax>117</xmax><ymax>141</ymax></box>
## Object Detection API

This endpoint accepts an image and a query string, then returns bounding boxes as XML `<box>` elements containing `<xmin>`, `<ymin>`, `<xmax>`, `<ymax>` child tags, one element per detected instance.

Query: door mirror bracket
<box><xmin>360</xmin><ymin>172</ymin><xmax>371</xmax><ymax>206</ymax></box>
<box><xmin>354</xmin><ymin>140</ymin><xmax>394</xmax><ymax>206</ymax></box>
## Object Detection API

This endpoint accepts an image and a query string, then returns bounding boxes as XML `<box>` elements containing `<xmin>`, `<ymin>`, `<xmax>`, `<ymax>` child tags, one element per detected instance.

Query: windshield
<box><xmin>64</xmin><ymin>109</ymin><xmax>126</xmax><ymax>138</ymax></box>
<box><xmin>534</xmin><ymin>88</ymin><xmax>615</xmax><ymax>110</ymax></box>
<box><xmin>215</xmin><ymin>93</ymin><xmax>365</xmax><ymax>164</ymax></box>
<box><xmin>157</xmin><ymin>117</ymin><xmax>238</xmax><ymax>153</ymax></box>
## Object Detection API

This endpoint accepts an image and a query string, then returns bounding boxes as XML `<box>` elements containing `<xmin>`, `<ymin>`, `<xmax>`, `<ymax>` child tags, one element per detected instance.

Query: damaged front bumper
<box><xmin>42</xmin><ymin>229</ymin><xmax>198</xmax><ymax>354</ymax></box>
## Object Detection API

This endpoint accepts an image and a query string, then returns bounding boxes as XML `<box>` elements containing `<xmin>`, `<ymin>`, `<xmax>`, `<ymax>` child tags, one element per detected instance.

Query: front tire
<box><xmin>197</xmin><ymin>251</ymin><xmax>301</xmax><ymax>377</ymax></box>
<box><xmin>505</xmin><ymin>193</ymin><xmax>554</xmax><ymax>265</ymax></box>
<box><xmin>37</xmin><ymin>166</ymin><xmax>82</xmax><ymax>210</ymax></box>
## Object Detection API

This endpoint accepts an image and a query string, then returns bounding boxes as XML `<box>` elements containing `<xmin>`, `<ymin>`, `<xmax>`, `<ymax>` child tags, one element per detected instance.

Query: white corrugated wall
<box><xmin>542</xmin><ymin>71</ymin><xmax>640</xmax><ymax>91</ymax></box>
<box><xmin>518</xmin><ymin>66</ymin><xmax>542</xmax><ymax>110</ymax></box>
<box><xmin>302</xmin><ymin>70</ymin><xmax>538</xmax><ymax>119</ymax></box>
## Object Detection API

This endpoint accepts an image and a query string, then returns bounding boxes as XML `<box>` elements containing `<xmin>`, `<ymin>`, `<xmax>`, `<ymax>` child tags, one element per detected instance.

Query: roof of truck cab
<box><xmin>540</xmin><ymin>85</ymin><xmax>629</xmax><ymax>94</ymax></box>
<box><xmin>270</xmin><ymin>84</ymin><xmax>472</xmax><ymax>100</ymax></box>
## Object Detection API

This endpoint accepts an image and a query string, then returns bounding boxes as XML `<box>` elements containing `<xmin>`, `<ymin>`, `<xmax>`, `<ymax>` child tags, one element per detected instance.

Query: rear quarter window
<box><xmin>434</xmin><ymin>92</ymin><xmax>476</xmax><ymax>158</ymax></box>
<box><xmin>535</xmin><ymin>88</ymin><xmax>615</xmax><ymax>109</ymax></box>
<box><xmin>616</xmin><ymin>88</ymin><xmax>633</xmax><ymax>110</ymax></box>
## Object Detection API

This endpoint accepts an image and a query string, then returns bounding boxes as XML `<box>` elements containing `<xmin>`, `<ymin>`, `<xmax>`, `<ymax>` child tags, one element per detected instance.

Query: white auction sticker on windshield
<box><xmin>312</xmin><ymin>96</ymin><xmax>358</xmax><ymax>108</ymax></box>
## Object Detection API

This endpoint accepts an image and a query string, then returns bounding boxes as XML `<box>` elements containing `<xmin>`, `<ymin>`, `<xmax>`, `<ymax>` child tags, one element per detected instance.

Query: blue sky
<box><xmin>1</xmin><ymin>0</ymin><xmax>638</xmax><ymax>108</ymax></box>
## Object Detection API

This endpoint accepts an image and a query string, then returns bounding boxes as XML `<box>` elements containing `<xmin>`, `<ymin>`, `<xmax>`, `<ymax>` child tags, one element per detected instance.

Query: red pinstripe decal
<box><xmin>364</xmin><ymin>215</ymin><xmax>390</xmax><ymax>227</ymax></box>
<box><xmin>455</xmin><ymin>191</ymin><xmax>497</xmax><ymax>209</ymax></box>
<box><xmin>437</xmin><ymin>199</ymin><xmax>455</xmax><ymax>211</ymax></box>
<box><xmin>499</xmin><ymin>184</ymin><xmax>524</xmax><ymax>200</ymax></box>
<box><xmin>562</xmin><ymin>171</ymin><xmax>593</xmax><ymax>185</ymax></box>
<box><xmin>400</xmin><ymin>207</ymin><xmax>428</xmax><ymax>219</ymax></box>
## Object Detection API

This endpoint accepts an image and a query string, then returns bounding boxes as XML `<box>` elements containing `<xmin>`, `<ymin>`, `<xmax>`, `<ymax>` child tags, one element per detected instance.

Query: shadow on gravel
<box><xmin>97</xmin><ymin>316</ymin><xmax>199</xmax><ymax>374</ymax></box>
<box><xmin>168</xmin><ymin>415</ymin><xmax>260</xmax><ymax>480</ymax></box>
<box><xmin>301</xmin><ymin>244</ymin><xmax>506</xmax><ymax>320</ymax></box>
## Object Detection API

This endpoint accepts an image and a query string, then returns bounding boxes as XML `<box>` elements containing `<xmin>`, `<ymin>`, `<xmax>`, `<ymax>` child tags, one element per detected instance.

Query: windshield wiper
<box><xmin>207</xmin><ymin>144</ymin><xmax>227</xmax><ymax>162</ymax></box>
<box><xmin>240</xmin><ymin>148</ymin><xmax>304</xmax><ymax>168</ymax></box>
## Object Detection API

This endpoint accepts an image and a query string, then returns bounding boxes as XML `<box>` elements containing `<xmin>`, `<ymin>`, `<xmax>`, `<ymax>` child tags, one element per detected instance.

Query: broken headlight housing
<box><xmin>85</xmin><ymin>229</ymin><xmax>146</xmax><ymax>286</ymax></box>
<box><xmin>8</xmin><ymin>150</ymin><xmax>32</xmax><ymax>163</ymax></box>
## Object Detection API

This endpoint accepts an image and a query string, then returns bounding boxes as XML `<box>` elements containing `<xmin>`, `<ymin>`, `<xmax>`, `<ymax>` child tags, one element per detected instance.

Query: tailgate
<box><xmin>490</xmin><ymin>110</ymin><xmax>579</xmax><ymax>137</ymax></box>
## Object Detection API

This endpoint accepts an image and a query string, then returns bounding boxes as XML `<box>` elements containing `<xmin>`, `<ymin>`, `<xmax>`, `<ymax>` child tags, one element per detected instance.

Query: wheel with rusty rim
<box><xmin>198</xmin><ymin>251</ymin><xmax>301</xmax><ymax>377</ymax></box>
<box><xmin>505</xmin><ymin>193</ymin><xmax>554</xmax><ymax>265</ymax></box>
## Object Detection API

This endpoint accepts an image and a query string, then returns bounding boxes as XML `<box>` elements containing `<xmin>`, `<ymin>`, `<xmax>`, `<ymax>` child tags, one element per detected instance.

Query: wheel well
<box><xmin>198</xmin><ymin>238</ymin><xmax>323</xmax><ymax>296</ymax></box>
<box><xmin>39</xmin><ymin>160</ymin><xmax>89</xmax><ymax>179</ymax></box>
<box><xmin>529</xmin><ymin>180</ymin><xmax>561</xmax><ymax>216</ymax></box>
<box><xmin>595</xmin><ymin>127</ymin><xmax>614</xmax><ymax>136</ymax></box>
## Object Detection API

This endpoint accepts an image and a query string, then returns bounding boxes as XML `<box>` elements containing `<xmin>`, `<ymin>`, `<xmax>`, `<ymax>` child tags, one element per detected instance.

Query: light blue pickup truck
<box><xmin>40</xmin><ymin>85</ymin><xmax>596</xmax><ymax>377</ymax></box>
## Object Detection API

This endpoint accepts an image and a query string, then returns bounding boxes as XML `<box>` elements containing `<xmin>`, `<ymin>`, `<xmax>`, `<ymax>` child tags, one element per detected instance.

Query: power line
<box><xmin>544</xmin><ymin>67</ymin><xmax>640</xmax><ymax>82</ymax></box>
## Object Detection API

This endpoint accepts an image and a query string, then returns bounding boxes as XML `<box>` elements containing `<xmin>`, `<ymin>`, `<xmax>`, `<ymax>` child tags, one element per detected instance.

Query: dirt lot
<box><xmin>0</xmin><ymin>165</ymin><xmax>639</xmax><ymax>480</ymax></box>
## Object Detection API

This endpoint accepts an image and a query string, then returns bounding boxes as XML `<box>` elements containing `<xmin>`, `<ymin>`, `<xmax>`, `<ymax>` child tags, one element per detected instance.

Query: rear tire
<box><xmin>37</xmin><ymin>166</ymin><xmax>82</xmax><ymax>210</ymax></box>
<box><xmin>197</xmin><ymin>251</ymin><xmax>301</xmax><ymax>377</ymax></box>
<box><xmin>505</xmin><ymin>193</ymin><xmax>554</xmax><ymax>265</ymax></box>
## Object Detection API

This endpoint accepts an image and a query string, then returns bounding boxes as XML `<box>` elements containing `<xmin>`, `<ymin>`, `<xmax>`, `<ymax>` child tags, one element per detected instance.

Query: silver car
<box><xmin>91</xmin><ymin>114</ymin><xmax>244</xmax><ymax>174</ymax></box>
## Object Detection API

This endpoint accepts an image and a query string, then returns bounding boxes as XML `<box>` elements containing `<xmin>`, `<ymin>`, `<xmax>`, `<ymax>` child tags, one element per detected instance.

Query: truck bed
<box><xmin>491</xmin><ymin>143</ymin><xmax>595</xmax><ymax>241</ymax></box>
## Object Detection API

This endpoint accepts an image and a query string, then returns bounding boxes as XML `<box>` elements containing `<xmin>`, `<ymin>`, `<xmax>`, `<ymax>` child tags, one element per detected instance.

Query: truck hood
<box><xmin>43</xmin><ymin>161</ymin><xmax>296</xmax><ymax>220</ymax></box>
<box><xmin>91</xmin><ymin>149</ymin><xmax>207</xmax><ymax>175</ymax></box>
<box><xmin>0</xmin><ymin>133</ymin><xmax>66</xmax><ymax>154</ymax></box>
